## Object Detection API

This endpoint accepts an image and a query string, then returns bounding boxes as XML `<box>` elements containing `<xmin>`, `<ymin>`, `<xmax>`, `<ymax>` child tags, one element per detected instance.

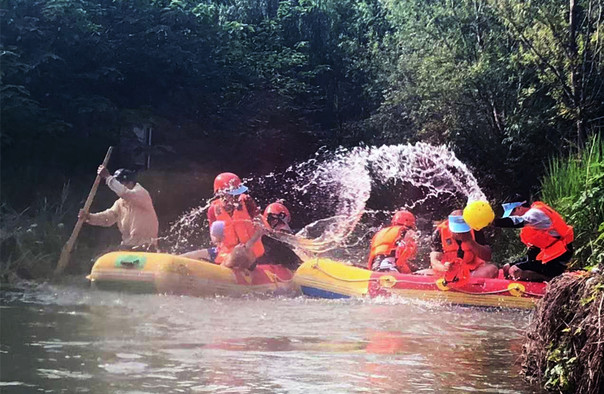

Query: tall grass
<box><xmin>0</xmin><ymin>184</ymin><xmax>74</xmax><ymax>279</ymax></box>
<box><xmin>540</xmin><ymin>133</ymin><xmax>604</xmax><ymax>268</ymax></box>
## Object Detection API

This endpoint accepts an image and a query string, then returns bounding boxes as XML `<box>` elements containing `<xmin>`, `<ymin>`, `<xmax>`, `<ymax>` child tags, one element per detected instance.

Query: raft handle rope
<box><xmin>310</xmin><ymin>262</ymin><xmax>542</xmax><ymax>297</ymax></box>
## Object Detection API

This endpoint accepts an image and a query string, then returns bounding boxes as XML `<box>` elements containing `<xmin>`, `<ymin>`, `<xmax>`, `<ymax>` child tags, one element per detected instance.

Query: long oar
<box><xmin>54</xmin><ymin>146</ymin><xmax>113</xmax><ymax>275</ymax></box>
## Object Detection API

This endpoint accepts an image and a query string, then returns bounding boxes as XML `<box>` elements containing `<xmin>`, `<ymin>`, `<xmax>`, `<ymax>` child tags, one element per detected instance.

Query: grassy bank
<box><xmin>521</xmin><ymin>270</ymin><xmax>603</xmax><ymax>393</ymax></box>
<box><xmin>1</xmin><ymin>184</ymin><xmax>77</xmax><ymax>279</ymax></box>
<box><xmin>521</xmin><ymin>134</ymin><xmax>604</xmax><ymax>392</ymax></box>
<box><xmin>540</xmin><ymin>134</ymin><xmax>604</xmax><ymax>269</ymax></box>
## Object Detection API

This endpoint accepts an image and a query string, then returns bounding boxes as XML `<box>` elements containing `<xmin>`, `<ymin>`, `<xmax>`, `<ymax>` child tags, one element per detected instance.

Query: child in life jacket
<box><xmin>417</xmin><ymin>210</ymin><xmax>498</xmax><ymax>280</ymax></box>
<box><xmin>367</xmin><ymin>210</ymin><xmax>418</xmax><ymax>273</ymax></box>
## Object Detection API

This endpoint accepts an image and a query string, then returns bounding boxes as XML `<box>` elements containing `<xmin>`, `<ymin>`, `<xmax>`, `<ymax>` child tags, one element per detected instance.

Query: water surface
<box><xmin>1</xmin><ymin>280</ymin><xmax>543</xmax><ymax>393</ymax></box>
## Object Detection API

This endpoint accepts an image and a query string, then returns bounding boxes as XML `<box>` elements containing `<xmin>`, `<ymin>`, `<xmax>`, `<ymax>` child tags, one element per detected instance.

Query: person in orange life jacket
<box><xmin>422</xmin><ymin>210</ymin><xmax>498</xmax><ymax>278</ymax></box>
<box><xmin>79</xmin><ymin>166</ymin><xmax>159</xmax><ymax>251</ymax></box>
<box><xmin>254</xmin><ymin>202</ymin><xmax>302</xmax><ymax>271</ymax></box>
<box><xmin>492</xmin><ymin>195</ymin><xmax>574</xmax><ymax>281</ymax></box>
<box><xmin>367</xmin><ymin>210</ymin><xmax>418</xmax><ymax>273</ymax></box>
<box><xmin>179</xmin><ymin>173</ymin><xmax>264</xmax><ymax>268</ymax></box>
<box><xmin>208</xmin><ymin>172</ymin><xmax>265</xmax><ymax>268</ymax></box>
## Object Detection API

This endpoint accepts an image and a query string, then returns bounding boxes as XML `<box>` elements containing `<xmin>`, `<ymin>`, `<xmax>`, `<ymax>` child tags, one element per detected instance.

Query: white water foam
<box><xmin>166</xmin><ymin>142</ymin><xmax>485</xmax><ymax>260</ymax></box>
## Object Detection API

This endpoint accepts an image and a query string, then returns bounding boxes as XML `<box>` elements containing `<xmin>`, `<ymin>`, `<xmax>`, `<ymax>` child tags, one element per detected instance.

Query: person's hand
<box><xmin>97</xmin><ymin>165</ymin><xmax>110</xmax><ymax>179</ymax></box>
<box><xmin>78</xmin><ymin>209</ymin><xmax>89</xmax><ymax>221</ymax></box>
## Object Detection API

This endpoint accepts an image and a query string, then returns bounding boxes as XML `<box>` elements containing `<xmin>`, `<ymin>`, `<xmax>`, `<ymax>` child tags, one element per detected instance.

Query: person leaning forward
<box><xmin>492</xmin><ymin>195</ymin><xmax>574</xmax><ymax>282</ymax></box>
<box><xmin>79</xmin><ymin>166</ymin><xmax>159</xmax><ymax>251</ymax></box>
<box><xmin>254</xmin><ymin>201</ymin><xmax>302</xmax><ymax>271</ymax></box>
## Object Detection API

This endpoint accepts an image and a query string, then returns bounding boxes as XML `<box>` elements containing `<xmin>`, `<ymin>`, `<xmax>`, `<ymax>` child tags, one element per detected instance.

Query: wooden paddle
<box><xmin>54</xmin><ymin>146</ymin><xmax>113</xmax><ymax>275</ymax></box>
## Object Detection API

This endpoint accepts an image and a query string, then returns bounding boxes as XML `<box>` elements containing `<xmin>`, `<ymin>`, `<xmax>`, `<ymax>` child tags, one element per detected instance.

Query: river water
<box><xmin>1</xmin><ymin>280</ymin><xmax>543</xmax><ymax>393</ymax></box>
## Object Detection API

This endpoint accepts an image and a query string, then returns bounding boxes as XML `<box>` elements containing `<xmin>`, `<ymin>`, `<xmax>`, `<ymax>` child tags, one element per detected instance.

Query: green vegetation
<box><xmin>522</xmin><ymin>272</ymin><xmax>604</xmax><ymax>394</ymax></box>
<box><xmin>541</xmin><ymin>134</ymin><xmax>604</xmax><ymax>269</ymax></box>
<box><xmin>0</xmin><ymin>185</ymin><xmax>73</xmax><ymax>279</ymax></box>
<box><xmin>2</xmin><ymin>1</ymin><xmax>601</xmax><ymax>198</ymax></box>
<box><xmin>1</xmin><ymin>0</ymin><xmax>602</xmax><ymax>279</ymax></box>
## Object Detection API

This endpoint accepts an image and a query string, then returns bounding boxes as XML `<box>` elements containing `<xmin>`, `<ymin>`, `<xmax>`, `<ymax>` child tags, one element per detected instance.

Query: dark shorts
<box><xmin>513</xmin><ymin>245</ymin><xmax>573</xmax><ymax>278</ymax></box>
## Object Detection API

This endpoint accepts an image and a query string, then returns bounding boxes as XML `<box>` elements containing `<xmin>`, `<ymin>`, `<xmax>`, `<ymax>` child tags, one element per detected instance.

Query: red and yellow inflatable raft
<box><xmin>87</xmin><ymin>251</ymin><xmax>298</xmax><ymax>297</ymax></box>
<box><xmin>293</xmin><ymin>259</ymin><xmax>547</xmax><ymax>309</ymax></box>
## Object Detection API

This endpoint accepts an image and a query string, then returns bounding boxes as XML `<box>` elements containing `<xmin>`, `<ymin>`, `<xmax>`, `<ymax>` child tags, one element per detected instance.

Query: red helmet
<box><xmin>391</xmin><ymin>210</ymin><xmax>415</xmax><ymax>228</ymax></box>
<box><xmin>263</xmin><ymin>202</ymin><xmax>291</xmax><ymax>224</ymax></box>
<box><xmin>213</xmin><ymin>172</ymin><xmax>248</xmax><ymax>195</ymax></box>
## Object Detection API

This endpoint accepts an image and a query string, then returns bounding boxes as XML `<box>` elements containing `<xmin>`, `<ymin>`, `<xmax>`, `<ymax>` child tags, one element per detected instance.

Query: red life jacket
<box><xmin>519</xmin><ymin>201</ymin><xmax>574</xmax><ymax>263</ymax></box>
<box><xmin>438</xmin><ymin>221</ymin><xmax>485</xmax><ymax>284</ymax></box>
<box><xmin>367</xmin><ymin>226</ymin><xmax>416</xmax><ymax>273</ymax></box>
<box><xmin>211</xmin><ymin>195</ymin><xmax>264</xmax><ymax>263</ymax></box>
<box><xmin>438</xmin><ymin>221</ymin><xmax>481</xmax><ymax>270</ymax></box>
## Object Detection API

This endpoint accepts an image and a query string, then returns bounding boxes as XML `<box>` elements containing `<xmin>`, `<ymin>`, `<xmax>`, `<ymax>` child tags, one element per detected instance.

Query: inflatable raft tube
<box><xmin>293</xmin><ymin>259</ymin><xmax>547</xmax><ymax>309</ymax></box>
<box><xmin>87</xmin><ymin>251</ymin><xmax>299</xmax><ymax>297</ymax></box>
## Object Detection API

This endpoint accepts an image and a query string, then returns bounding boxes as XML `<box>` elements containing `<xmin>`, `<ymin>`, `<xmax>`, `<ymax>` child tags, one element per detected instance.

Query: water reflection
<box><xmin>1</xmin><ymin>283</ymin><xmax>543</xmax><ymax>393</ymax></box>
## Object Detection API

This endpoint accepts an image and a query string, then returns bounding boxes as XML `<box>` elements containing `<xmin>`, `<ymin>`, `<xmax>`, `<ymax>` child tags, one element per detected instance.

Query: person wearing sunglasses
<box><xmin>254</xmin><ymin>202</ymin><xmax>302</xmax><ymax>271</ymax></box>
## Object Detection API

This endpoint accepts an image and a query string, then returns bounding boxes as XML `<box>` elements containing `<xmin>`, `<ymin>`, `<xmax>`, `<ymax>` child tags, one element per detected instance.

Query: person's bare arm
<box><xmin>430</xmin><ymin>251</ymin><xmax>447</xmax><ymax>272</ymax></box>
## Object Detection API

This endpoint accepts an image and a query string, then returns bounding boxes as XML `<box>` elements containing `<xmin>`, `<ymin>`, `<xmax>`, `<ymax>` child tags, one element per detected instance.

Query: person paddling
<box><xmin>367</xmin><ymin>210</ymin><xmax>418</xmax><ymax>273</ymax></box>
<box><xmin>493</xmin><ymin>195</ymin><xmax>574</xmax><ymax>281</ymax></box>
<box><xmin>79</xmin><ymin>166</ymin><xmax>159</xmax><ymax>251</ymax></box>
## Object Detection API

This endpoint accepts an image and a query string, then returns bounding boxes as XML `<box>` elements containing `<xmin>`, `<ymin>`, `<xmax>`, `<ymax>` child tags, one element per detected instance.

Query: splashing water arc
<box><xmin>166</xmin><ymin>142</ymin><xmax>486</xmax><ymax>256</ymax></box>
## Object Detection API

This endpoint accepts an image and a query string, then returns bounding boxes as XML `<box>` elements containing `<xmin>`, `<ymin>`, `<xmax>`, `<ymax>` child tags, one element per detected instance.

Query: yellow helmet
<box><xmin>463</xmin><ymin>200</ymin><xmax>495</xmax><ymax>231</ymax></box>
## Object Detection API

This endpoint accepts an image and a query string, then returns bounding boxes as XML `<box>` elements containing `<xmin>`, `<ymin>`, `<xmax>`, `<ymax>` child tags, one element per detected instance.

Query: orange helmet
<box><xmin>263</xmin><ymin>202</ymin><xmax>291</xmax><ymax>224</ymax></box>
<box><xmin>213</xmin><ymin>172</ymin><xmax>248</xmax><ymax>195</ymax></box>
<box><xmin>391</xmin><ymin>210</ymin><xmax>415</xmax><ymax>228</ymax></box>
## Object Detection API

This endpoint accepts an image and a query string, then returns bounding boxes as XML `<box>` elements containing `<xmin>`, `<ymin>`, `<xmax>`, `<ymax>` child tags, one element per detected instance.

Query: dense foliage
<box><xmin>0</xmin><ymin>1</ymin><xmax>602</xmax><ymax>275</ymax></box>
<box><xmin>541</xmin><ymin>134</ymin><xmax>604</xmax><ymax>269</ymax></box>
<box><xmin>522</xmin><ymin>271</ymin><xmax>604</xmax><ymax>393</ymax></box>
<box><xmin>2</xmin><ymin>1</ymin><xmax>602</xmax><ymax>199</ymax></box>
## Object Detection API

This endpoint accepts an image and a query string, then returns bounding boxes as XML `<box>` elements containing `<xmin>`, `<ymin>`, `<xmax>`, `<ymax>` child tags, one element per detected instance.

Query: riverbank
<box><xmin>521</xmin><ymin>268</ymin><xmax>604</xmax><ymax>393</ymax></box>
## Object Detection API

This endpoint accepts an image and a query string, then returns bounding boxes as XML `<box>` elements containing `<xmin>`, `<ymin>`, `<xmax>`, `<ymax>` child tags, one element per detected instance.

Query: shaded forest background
<box><xmin>1</xmin><ymin>0</ymin><xmax>602</xmax><ymax>276</ymax></box>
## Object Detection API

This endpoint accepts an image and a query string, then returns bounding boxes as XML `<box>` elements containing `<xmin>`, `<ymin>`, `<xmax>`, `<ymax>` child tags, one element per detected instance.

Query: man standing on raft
<box><xmin>79</xmin><ymin>166</ymin><xmax>159</xmax><ymax>251</ymax></box>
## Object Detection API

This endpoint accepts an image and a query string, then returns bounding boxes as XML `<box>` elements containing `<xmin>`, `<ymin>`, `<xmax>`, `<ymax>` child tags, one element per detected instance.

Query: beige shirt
<box><xmin>87</xmin><ymin>176</ymin><xmax>159</xmax><ymax>246</ymax></box>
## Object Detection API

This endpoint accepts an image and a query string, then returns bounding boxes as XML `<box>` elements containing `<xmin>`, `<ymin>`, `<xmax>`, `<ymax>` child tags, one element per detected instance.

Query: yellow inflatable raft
<box><xmin>87</xmin><ymin>251</ymin><xmax>298</xmax><ymax>297</ymax></box>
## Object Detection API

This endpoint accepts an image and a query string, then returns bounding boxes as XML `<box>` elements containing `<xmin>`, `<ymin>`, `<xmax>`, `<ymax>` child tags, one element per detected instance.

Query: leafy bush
<box><xmin>540</xmin><ymin>134</ymin><xmax>604</xmax><ymax>269</ymax></box>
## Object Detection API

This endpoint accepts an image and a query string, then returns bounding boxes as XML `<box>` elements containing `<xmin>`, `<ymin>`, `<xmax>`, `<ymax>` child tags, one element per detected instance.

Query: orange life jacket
<box><xmin>367</xmin><ymin>226</ymin><xmax>417</xmax><ymax>273</ymax></box>
<box><xmin>519</xmin><ymin>201</ymin><xmax>574</xmax><ymax>263</ymax></box>
<box><xmin>212</xmin><ymin>195</ymin><xmax>264</xmax><ymax>263</ymax></box>
<box><xmin>438</xmin><ymin>221</ymin><xmax>481</xmax><ymax>270</ymax></box>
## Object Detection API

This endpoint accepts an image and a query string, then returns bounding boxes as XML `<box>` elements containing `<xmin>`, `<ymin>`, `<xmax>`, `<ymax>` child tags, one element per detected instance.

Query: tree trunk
<box><xmin>569</xmin><ymin>0</ymin><xmax>586</xmax><ymax>149</ymax></box>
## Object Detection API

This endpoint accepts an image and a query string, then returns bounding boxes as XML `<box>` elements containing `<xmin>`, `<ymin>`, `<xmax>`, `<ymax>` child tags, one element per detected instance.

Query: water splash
<box><xmin>165</xmin><ymin>142</ymin><xmax>486</xmax><ymax>261</ymax></box>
